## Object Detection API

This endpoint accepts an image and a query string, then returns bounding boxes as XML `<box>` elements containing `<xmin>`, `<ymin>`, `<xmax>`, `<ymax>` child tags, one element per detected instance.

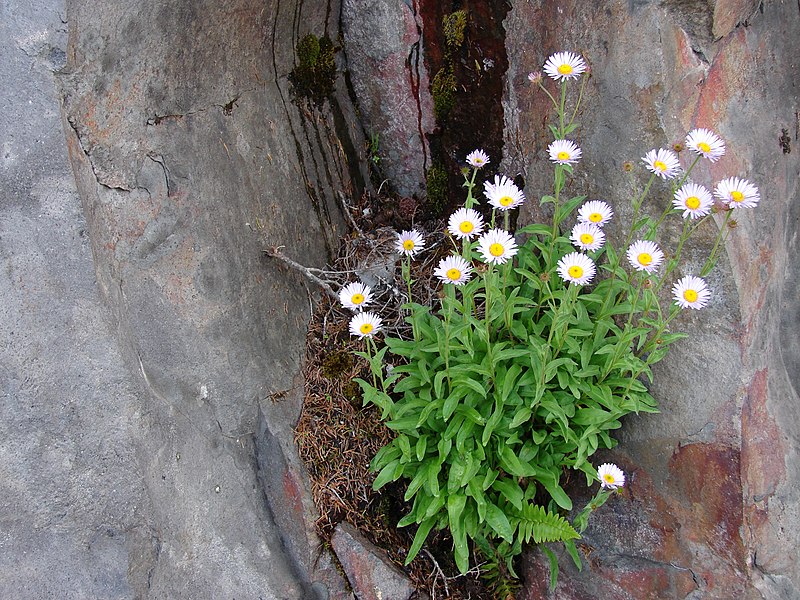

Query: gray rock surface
<box><xmin>1</xmin><ymin>0</ymin><xmax>367</xmax><ymax>598</ymax></box>
<box><xmin>1</xmin><ymin>1</ymin><xmax>149</xmax><ymax>597</ymax></box>
<box><xmin>56</xmin><ymin>0</ymin><xmax>370</xmax><ymax>594</ymax></box>
<box><xmin>342</xmin><ymin>0</ymin><xmax>435</xmax><ymax>198</ymax></box>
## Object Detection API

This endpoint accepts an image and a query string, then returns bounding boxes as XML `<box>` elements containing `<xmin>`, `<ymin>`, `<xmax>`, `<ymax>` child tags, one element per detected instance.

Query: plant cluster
<box><xmin>336</xmin><ymin>51</ymin><xmax>760</xmax><ymax>589</ymax></box>
<box><xmin>289</xmin><ymin>33</ymin><xmax>337</xmax><ymax>106</ymax></box>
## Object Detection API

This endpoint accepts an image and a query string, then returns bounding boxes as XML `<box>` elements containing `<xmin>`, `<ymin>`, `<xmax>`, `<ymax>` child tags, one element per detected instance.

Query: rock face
<box><xmin>500</xmin><ymin>1</ymin><xmax>800</xmax><ymax>598</ymax></box>
<box><xmin>1</xmin><ymin>3</ymin><xmax>146</xmax><ymax>597</ymax></box>
<box><xmin>331</xmin><ymin>522</ymin><xmax>417</xmax><ymax>600</ymax></box>
<box><xmin>6</xmin><ymin>0</ymin><xmax>797</xmax><ymax>596</ymax></box>
<box><xmin>341</xmin><ymin>0</ymin><xmax>435</xmax><ymax>199</ymax></box>
<box><xmin>55</xmin><ymin>0</ymin><xmax>368</xmax><ymax>597</ymax></box>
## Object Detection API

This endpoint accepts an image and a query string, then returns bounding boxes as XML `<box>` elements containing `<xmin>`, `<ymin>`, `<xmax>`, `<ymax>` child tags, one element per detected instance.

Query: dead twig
<box><xmin>423</xmin><ymin>549</ymin><xmax>449</xmax><ymax>599</ymax></box>
<box><xmin>263</xmin><ymin>245</ymin><xmax>338</xmax><ymax>302</ymax></box>
<box><xmin>337</xmin><ymin>191</ymin><xmax>364</xmax><ymax>237</ymax></box>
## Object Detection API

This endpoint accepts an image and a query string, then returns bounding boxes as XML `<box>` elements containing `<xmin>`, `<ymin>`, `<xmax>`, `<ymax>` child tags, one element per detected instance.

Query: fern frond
<box><xmin>513</xmin><ymin>503</ymin><xmax>580</xmax><ymax>545</ymax></box>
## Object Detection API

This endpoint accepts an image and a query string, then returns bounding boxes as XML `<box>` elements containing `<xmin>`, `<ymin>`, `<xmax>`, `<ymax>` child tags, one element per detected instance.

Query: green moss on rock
<box><xmin>443</xmin><ymin>10</ymin><xmax>467</xmax><ymax>52</ymax></box>
<box><xmin>290</xmin><ymin>34</ymin><xmax>337</xmax><ymax>107</ymax></box>
<box><xmin>425</xmin><ymin>163</ymin><xmax>449</xmax><ymax>213</ymax></box>
<box><xmin>431</xmin><ymin>66</ymin><xmax>456</xmax><ymax>121</ymax></box>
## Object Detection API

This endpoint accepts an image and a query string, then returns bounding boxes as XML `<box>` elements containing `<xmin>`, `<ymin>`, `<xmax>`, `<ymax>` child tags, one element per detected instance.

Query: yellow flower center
<box><xmin>638</xmin><ymin>252</ymin><xmax>653</xmax><ymax>266</ymax></box>
<box><xmin>603</xmin><ymin>473</ymin><xmax>616</xmax><ymax>484</ymax></box>
<box><xmin>698</xmin><ymin>141</ymin><xmax>711</xmax><ymax>153</ymax></box>
<box><xmin>653</xmin><ymin>160</ymin><xmax>667</xmax><ymax>172</ymax></box>
<box><xmin>489</xmin><ymin>243</ymin><xmax>505</xmax><ymax>257</ymax></box>
<box><xmin>359</xmin><ymin>323</ymin><xmax>373</xmax><ymax>335</ymax></box>
<box><xmin>685</xmin><ymin>196</ymin><xmax>701</xmax><ymax>209</ymax></box>
<box><xmin>403</xmin><ymin>239</ymin><xmax>415</xmax><ymax>251</ymax></box>
<box><xmin>459</xmin><ymin>221</ymin><xmax>474</xmax><ymax>233</ymax></box>
<box><xmin>351</xmin><ymin>293</ymin><xmax>364</xmax><ymax>305</ymax></box>
<box><xmin>589</xmin><ymin>212</ymin><xmax>603</xmax><ymax>223</ymax></box>
<box><xmin>499</xmin><ymin>195</ymin><xmax>514</xmax><ymax>207</ymax></box>
<box><xmin>557</xmin><ymin>151</ymin><xmax>570</xmax><ymax>161</ymax></box>
<box><xmin>446</xmin><ymin>268</ymin><xmax>462</xmax><ymax>281</ymax></box>
<box><xmin>731</xmin><ymin>190</ymin><xmax>744</xmax><ymax>203</ymax></box>
<box><xmin>579</xmin><ymin>233</ymin><xmax>594</xmax><ymax>245</ymax></box>
<box><xmin>558</xmin><ymin>63</ymin><xmax>573</xmax><ymax>75</ymax></box>
<box><xmin>568</xmin><ymin>265</ymin><xmax>584</xmax><ymax>279</ymax></box>
<box><xmin>683</xmin><ymin>289</ymin><xmax>698</xmax><ymax>302</ymax></box>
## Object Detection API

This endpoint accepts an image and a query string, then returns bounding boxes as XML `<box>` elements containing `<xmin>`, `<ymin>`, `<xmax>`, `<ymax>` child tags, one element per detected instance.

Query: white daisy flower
<box><xmin>543</xmin><ymin>51</ymin><xmax>587</xmax><ymax>81</ymax></box>
<box><xmin>685</xmin><ymin>128</ymin><xmax>726</xmax><ymax>162</ymax></box>
<box><xmin>642</xmin><ymin>148</ymin><xmax>681</xmax><ymax>180</ymax></box>
<box><xmin>466</xmin><ymin>149</ymin><xmax>490</xmax><ymax>168</ymax></box>
<box><xmin>349</xmin><ymin>311</ymin><xmax>382</xmax><ymax>339</ymax></box>
<box><xmin>577</xmin><ymin>200</ymin><xmax>613</xmax><ymax>227</ymax></box>
<box><xmin>339</xmin><ymin>281</ymin><xmax>372</xmax><ymax>312</ymax></box>
<box><xmin>447</xmin><ymin>207</ymin><xmax>485</xmax><ymax>240</ymax></box>
<box><xmin>627</xmin><ymin>240</ymin><xmax>664</xmax><ymax>273</ymax></box>
<box><xmin>484</xmin><ymin>175</ymin><xmax>526</xmax><ymax>211</ymax></box>
<box><xmin>548</xmin><ymin>139</ymin><xmax>582</xmax><ymax>165</ymax></box>
<box><xmin>557</xmin><ymin>252</ymin><xmax>596</xmax><ymax>286</ymax></box>
<box><xmin>395</xmin><ymin>229</ymin><xmax>426</xmax><ymax>257</ymax></box>
<box><xmin>598</xmin><ymin>463</ymin><xmax>625</xmax><ymax>490</ymax></box>
<box><xmin>672</xmin><ymin>183</ymin><xmax>713</xmax><ymax>219</ymax></box>
<box><xmin>434</xmin><ymin>255</ymin><xmax>473</xmax><ymax>286</ymax></box>
<box><xmin>476</xmin><ymin>228</ymin><xmax>518</xmax><ymax>265</ymax></box>
<box><xmin>714</xmin><ymin>177</ymin><xmax>760</xmax><ymax>209</ymax></box>
<box><xmin>570</xmin><ymin>222</ymin><xmax>606</xmax><ymax>252</ymax></box>
<box><xmin>672</xmin><ymin>275</ymin><xmax>711</xmax><ymax>310</ymax></box>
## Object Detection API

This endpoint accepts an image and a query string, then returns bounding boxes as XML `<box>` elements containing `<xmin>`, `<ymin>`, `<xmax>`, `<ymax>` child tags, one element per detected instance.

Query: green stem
<box><xmin>701</xmin><ymin>211</ymin><xmax>733</xmax><ymax>276</ymax></box>
<box><xmin>539</xmin><ymin>81</ymin><xmax>559</xmax><ymax>111</ymax></box>
<box><xmin>366</xmin><ymin>335</ymin><xmax>377</xmax><ymax>389</ymax></box>
<box><xmin>567</xmin><ymin>73</ymin><xmax>588</xmax><ymax>129</ymax></box>
<box><xmin>483</xmin><ymin>269</ymin><xmax>494</xmax><ymax>362</ymax></box>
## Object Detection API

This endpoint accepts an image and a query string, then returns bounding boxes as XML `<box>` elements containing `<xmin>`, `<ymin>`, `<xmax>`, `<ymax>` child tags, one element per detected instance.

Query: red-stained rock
<box><xmin>331</xmin><ymin>521</ymin><xmax>416</xmax><ymax>600</ymax></box>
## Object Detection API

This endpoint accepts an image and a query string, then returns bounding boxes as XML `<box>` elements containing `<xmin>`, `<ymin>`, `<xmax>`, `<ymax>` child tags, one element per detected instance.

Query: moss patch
<box><xmin>289</xmin><ymin>34</ymin><xmax>337</xmax><ymax>107</ymax></box>
<box><xmin>431</xmin><ymin>66</ymin><xmax>456</xmax><ymax>122</ymax></box>
<box><xmin>442</xmin><ymin>10</ymin><xmax>467</xmax><ymax>52</ymax></box>
<box><xmin>425</xmin><ymin>162</ymin><xmax>449</xmax><ymax>213</ymax></box>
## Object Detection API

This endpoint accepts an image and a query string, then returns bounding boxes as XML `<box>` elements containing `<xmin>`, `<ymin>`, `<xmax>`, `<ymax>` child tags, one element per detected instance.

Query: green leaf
<box><xmin>467</xmin><ymin>478</ymin><xmax>487</xmax><ymax>522</ymax></box>
<box><xmin>564</xmin><ymin>539</ymin><xmax>583</xmax><ymax>571</ymax></box>
<box><xmin>501</xmin><ymin>363</ymin><xmax>522</xmax><ymax>404</ymax></box>
<box><xmin>397</xmin><ymin>434</ymin><xmax>411</xmax><ymax>458</ymax></box>
<box><xmin>532</xmin><ymin>469</ymin><xmax>573</xmax><ymax>510</ymax></box>
<box><xmin>373</xmin><ymin>459</ymin><xmax>403</xmax><ymax>490</ymax></box>
<box><xmin>416</xmin><ymin>436</ymin><xmax>428</xmax><ymax>461</ymax></box>
<box><xmin>542</xmin><ymin>546</ymin><xmax>559</xmax><ymax>591</ymax></box>
<box><xmin>492</xmin><ymin>477</ymin><xmax>523</xmax><ymax>511</ymax></box>
<box><xmin>510</xmin><ymin>406</ymin><xmax>532</xmax><ymax>428</ymax></box>
<box><xmin>485</xmin><ymin>502</ymin><xmax>514</xmax><ymax>542</ymax></box>
<box><xmin>427</xmin><ymin>462</ymin><xmax>441</xmax><ymax>497</ymax></box>
<box><xmin>448</xmin><ymin>494</ymin><xmax>470</xmax><ymax>574</ymax></box>
<box><xmin>499</xmin><ymin>445</ymin><xmax>535</xmax><ymax>477</ymax></box>
<box><xmin>404</xmin><ymin>462</ymin><xmax>429</xmax><ymax>501</ymax></box>
<box><xmin>518</xmin><ymin>223</ymin><xmax>552</xmax><ymax>236</ymax></box>
<box><xmin>515</xmin><ymin>503</ymin><xmax>579</xmax><ymax>544</ymax></box>
<box><xmin>404</xmin><ymin>517</ymin><xmax>436</xmax><ymax>564</ymax></box>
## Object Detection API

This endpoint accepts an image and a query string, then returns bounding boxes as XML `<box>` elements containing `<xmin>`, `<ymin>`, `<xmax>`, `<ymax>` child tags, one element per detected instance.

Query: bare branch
<box><xmin>263</xmin><ymin>246</ymin><xmax>338</xmax><ymax>302</ymax></box>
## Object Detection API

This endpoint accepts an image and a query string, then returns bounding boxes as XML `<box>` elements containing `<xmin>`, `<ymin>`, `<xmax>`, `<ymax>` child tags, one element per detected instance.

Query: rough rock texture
<box><xmin>501</xmin><ymin>1</ymin><xmax>800</xmax><ymax>598</ymax></box>
<box><xmin>55</xmin><ymin>0</ymin><xmax>368</xmax><ymax>596</ymax></box>
<box><xmin>1</xmin><ymin>2</ymin><xmax>148</xmax><ymax>597</ymax></box>
<box><xmin>331</xmin><ymin>521</ymin><xmax>417</xmax><ymax>600</ymax></box>
<box><xmin>342</xmin><ymin>0</ymin><xmax>435</xmax><ymax>198</ymax></box>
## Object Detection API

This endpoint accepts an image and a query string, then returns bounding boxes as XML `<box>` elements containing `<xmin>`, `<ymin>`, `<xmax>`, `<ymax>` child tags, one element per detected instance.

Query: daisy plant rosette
<box><xmin>347</xmin><ymin>50</ymin><xmax>761</xmax><ymax>589</ymax></box>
